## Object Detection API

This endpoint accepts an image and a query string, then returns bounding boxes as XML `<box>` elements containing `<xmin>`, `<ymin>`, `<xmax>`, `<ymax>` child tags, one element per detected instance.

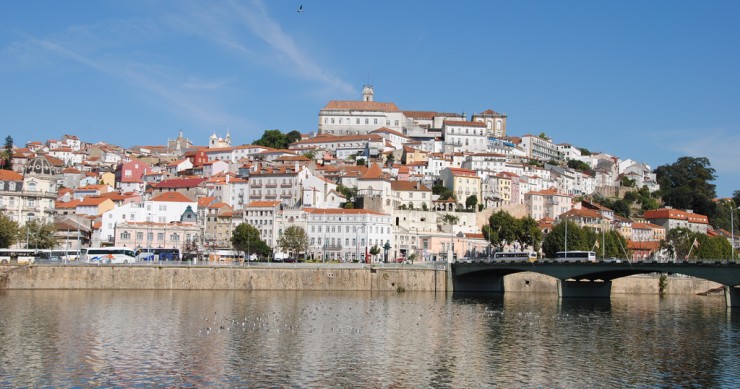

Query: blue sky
<box><xmin>1</xmin><ymin>1</ymin><xmax>738</xmax><ymax>197</ymax></box>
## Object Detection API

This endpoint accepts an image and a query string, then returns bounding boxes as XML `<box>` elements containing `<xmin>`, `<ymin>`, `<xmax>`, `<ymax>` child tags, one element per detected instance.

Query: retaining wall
<box><xmin>1</xmin><ymin>265</ymin><xmax>447</xmax><ymax>292</ymax></box>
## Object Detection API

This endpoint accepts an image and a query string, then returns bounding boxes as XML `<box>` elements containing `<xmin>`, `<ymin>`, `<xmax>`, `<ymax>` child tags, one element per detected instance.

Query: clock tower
<box><xmin>362</xmin><ymin>84</ymin><xmax>374</xmax><ymax>102</ymax></box>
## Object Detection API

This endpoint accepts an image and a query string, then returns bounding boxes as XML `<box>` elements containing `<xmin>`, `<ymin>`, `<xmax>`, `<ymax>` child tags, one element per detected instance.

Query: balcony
<box><xmin>265</xmin><ymin>184</ymin><xmax>277</xmax><ymax>188</ymax></box>
<box><xmin>280</xmin><ymin>183</ymin><xmax>292</xmax><ymax>188</ymax></box>
<box><xmin>251</xmin><ymin>183</ymin><xmax>262</xmax><ymax>188</ymax></box>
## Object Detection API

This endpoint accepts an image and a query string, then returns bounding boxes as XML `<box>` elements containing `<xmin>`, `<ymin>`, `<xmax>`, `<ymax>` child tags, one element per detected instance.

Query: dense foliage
<box><xmin>252</xmin><ymin>129</ymin><xmax>301</xmax><ymax>150</ymax></box>
<box><xmin>20</xmin><ymin>220</ymin><xmax>58</xmax><ymax>249</ymax></box>
<box><xmin>0</xmin><ymin>212</ymin><xmax>19</xmax><ymax>248</ymax></box>
<box><xmin>277</xmin><ymin>226</ymin><xmax>309</xmax><ymax>259</ymax></box>
<box><xmin>567</xmin><ymin>159</ymin><xmax>591</xmax><ymax>172</ymax></box>
<box><xmin>231</xmin><ymin>223</ymin><xmax>271</xmax><ymax>259</ymax></box>
<box><xmin>655</xmin><ymin>157</ymin><xmax>717</xmax><ymax>220</ymax></box>
<box><xmin>482</xmin><ymin>211</ymin><xmax>543</xmax><ymax>252</ymax></box>
<box><xmin>660</xmin><ymin>227</ymin><xmax>732</xmax><ymax>261</ymax></box>
<box><xmin>2</xmin><ymin>136</ymin><xmax>12</xmax><ymax>170</ymax></box>
<box><xmin>541</xmin><ymin>220</ymin><xmax>627</xmax><ymax>259</ymax></box>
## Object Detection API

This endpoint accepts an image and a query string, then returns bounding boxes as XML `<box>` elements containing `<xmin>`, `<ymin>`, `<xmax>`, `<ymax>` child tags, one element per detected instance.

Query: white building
<box><xmin>100</xmin><ymin>192</ymin><xmax>198</xmax><ymax>244</ymax></box>
<box><xmin>305</xmin><ymin>208</ymin><xmax>393</xmax><ymax>262</ymax></box>
<box><xmin>318</xmin><ymin>85</ymin><xmax>405</xmax><ymax>136</ymax></box>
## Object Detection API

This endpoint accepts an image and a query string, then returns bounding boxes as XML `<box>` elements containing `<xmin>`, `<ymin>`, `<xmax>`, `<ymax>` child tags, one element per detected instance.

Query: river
<box><xmin>1</xmin><ymin>290</ymin><xmax>739</xmax><ymax>387</ymax></box>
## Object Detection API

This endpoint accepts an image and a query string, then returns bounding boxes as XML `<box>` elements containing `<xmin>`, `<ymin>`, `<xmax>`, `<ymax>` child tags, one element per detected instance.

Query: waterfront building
<box><xmin>305</xmin><ymin>208</ymin><xmax>392</xmax><ymax>262</ymax></box>
<box><xmin>318</xmin><ymin>85</ymin><xmax>404</xmax><ymax>136</ymax></box>
<box><xmin>524</xmin><ymin>188</ymin><xmax>572</xmax><ymax>221</ymax></box>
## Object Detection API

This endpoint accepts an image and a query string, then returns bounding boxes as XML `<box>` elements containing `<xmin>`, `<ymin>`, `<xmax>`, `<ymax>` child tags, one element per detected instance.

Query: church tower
<box><xmin>362</xmin><ymin>84</ymin><xmax>374</xmax><ymax>102</ymax></box>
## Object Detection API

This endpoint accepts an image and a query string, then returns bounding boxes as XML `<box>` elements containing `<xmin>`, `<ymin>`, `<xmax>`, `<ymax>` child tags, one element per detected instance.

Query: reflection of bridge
<box><xmin>451</xmin><ymin>260</ymin><xmax>740</xmax><ymax>307</ymax></box>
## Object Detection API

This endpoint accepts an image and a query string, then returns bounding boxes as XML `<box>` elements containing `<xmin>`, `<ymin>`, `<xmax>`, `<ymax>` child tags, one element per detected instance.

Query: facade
<box><xmin>643</xmin><ymin>208</ymin><xmax>709</xmax><ymax>234</ymax></box>
<box><xmin>0</xmin><ymin>157</ymin><xmax>58</xmax><ymax>226</ymax></box>
<box><xmin>443</xmin><ymin>120</ymin><xmax>489</xmax><ymax>153</ymax></box>
<box><xmin>305</xmin><ymin>208</ymin><xmax>393</xmax><ymax>262</ymax></box>
<box><xmin>439</xmin><ymin>167</ymin><xmax>482</xmax><ymax>209</ymax></box>
<box><xmin>524</xmin><ymin>188</ymin><xmax>572</xmax><ymax>221</ymax></box>
<box><xmin>114</xmin><ymin>221</ymin><xmax>200</xmax><ymax>252</ymax></box>
<box><xmin>318</xmin><ymin>85</ymin><xmax>405</xmax><ymax>136</ymax></box>
<box><xmin>471</xmin><ymin>109</ymin><xmax>507</xmax><ymax>138</ymax></box>
<box><xmin>520</xmin><ymin>134</ymin><xmax>560</xmax><ymax>162</ymax></box>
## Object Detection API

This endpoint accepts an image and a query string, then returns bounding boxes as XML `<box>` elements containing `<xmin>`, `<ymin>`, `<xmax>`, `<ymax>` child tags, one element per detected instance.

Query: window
<box><xmin>120</xmin><ymin>232</ymin><xmax>131</xmax><ymax>240</ymax></box>
<box><xmin>373</xmin><ymin>118</ymin><xmax>378</xmax><ymax>125</ymax></box>
<box><xmin>157</xmin><ymin>233</ymin><xmax>164</xmax><ymax>241</ymax></box>
<box><xmin>170</xmin><ymin>234</ymin><xmax>179</xmax><ymax>242</ymax></box>
<box><xmin>137</xmin><ymin>232</ymin><xmax>143</xmax><ymax>241</ymax></box>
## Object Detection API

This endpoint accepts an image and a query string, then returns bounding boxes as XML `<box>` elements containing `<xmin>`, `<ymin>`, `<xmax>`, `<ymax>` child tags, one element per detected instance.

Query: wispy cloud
<box><xmin>166</xmin><ymin>0</ymin><xmax>354</xmax><ymax>96</ymax></box>
<box><xmin>1</xmin><ymin>17</ymin><xmax>250</xmax><ymax>129</ymax></box>
<box><xmin>661</xmin><ymin>127</ymin><xmax>740</xmax><ymax>174</ymax></box>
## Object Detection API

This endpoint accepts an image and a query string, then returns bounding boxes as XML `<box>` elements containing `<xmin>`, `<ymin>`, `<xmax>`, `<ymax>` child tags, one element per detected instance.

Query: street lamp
<box><xmin>732</xmin><ymin>206</ymin><xmax>738</xmax><ymax>261</ymax></box>
<box><xmin>383</xmin><ymin>240</ymin><xmax>391</xmax><ymax>263</ymax></box>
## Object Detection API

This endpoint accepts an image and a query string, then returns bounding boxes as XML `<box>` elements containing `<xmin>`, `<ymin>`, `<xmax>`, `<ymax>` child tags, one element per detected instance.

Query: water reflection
<box><xmin>0</xmin><ymin>290</ymin><xmax>737</xmax><ymax>387</ymax></box>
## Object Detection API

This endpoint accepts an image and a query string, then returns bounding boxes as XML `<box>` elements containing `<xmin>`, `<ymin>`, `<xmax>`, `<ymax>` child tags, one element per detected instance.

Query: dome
<box><xmin>25</xmin><ymin>156</ymin><xmax>54</xmax><ymax>176</ymax></box>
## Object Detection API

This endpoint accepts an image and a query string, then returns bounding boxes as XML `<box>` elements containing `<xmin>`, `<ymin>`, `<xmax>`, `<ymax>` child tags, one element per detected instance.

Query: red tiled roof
<box><xmin>444</xmin><ymin>120</ymin><xmax>487</xmax><ymax>128</ymax></box>
<box><xmin>154</xmin><ymin>178</ymin><xmax>206</xmax><ymax>188</ymax></box>
<box><xmin>78</xmin><ymin>197</ymin><xmax>111</xmax><ymax>206</ymax></box>
<box><xmin>245</xmin><ymin>201</ymin><xmax>282</xmax><ymax>207</ymax></box>
<box><xmin>0</xmin><ymin>170</ymin><xmax>23</xmax><ymax>181</ymax></box>
<box><xmin>304</xmin><ymin>208</ymin><xmax>388</xmax><ymax>216</ymax></box>
<box><xmin>150</xmin><ymin>192</ymin><xmax>194</xmax><ymax>202</ymax></box>
<box><xmin>322</xmin><ymin>100</ymin><xmax>400</xmax><ymax>112</ymax></box>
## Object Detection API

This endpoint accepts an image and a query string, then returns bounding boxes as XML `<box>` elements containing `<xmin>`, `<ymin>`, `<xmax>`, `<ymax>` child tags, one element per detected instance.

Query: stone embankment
<box><xmin>1</xmin><ymin>265</ymin><xmax>724</xmax><ymax>295</ymax></box>
<box><xmin>1</xmin><ymin>265</ymin><xmax>446</xmax><ymax>292</ymax></box>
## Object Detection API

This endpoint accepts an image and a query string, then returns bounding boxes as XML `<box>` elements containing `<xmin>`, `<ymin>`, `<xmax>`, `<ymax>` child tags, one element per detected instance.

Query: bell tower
<box><xmin>362</xmin><ymin>84</ymin><xmax>374</xmax><ymax>102</ymax></box>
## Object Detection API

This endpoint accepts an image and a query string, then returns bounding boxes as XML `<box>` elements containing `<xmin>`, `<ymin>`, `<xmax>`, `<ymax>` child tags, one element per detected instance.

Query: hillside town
<box><xmin>0</xmin><ymin>85</ymin><xmax>734</xmax><ymax>262</ymax></box>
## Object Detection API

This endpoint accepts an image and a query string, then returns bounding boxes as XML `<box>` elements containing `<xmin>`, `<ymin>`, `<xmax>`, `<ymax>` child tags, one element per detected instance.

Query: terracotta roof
<box><xmin>62</xmin><ymin>167</ymin><xmax>81</xmax><ymax>174</ymax></box>
<box><xmin>245</xmin><ymin>201</ymin><xmax>282</xmax><ymax>207</ymax></box>
<box><xmin>444</xmin><ymin>120</ymin><xmax>487</xmax><ymax>128</ymax></box>
<box><xmin>322</xmin><ymin>100</ymin><xmax>400</xmax><ymax>112</ymax></box>
<box><xmin>390</xmin><ymin>180</ymin><xmax>431</xmax><ymax>191</ymax></box>
<box><xmin>0</xmin><ymin>170</ymin><xmax>24</xmax><ymax>181</ymax></box>
<box><xmin>154</xmin><ymin>177</ymin><xmax>206</xmax><ymax>188</ymax></box>
<box><xmin>371</xmin><ymin>127</ymin><xmax>408</xmax><ymax>138</ymax></box>
<box><xmin>150</xmin><ymin>192</ymin><xmax>194</xmax><ymax>202</ymax></box>
<box><xmin>292</xmin><ymin>134</ymin><xmax>384</xmax><ymax>145</ymax></box>
<box><xmin>197</xmin><ymin>196</ymin><xmax>216</xmax><ymax>208</ymax></box>
<box><xmin>477</xmin><ymin>109</ymin><xmax>502</xmax><ymax>116</ymax></box>
<box><xmin>304</xmin><ymin>208</ymin><xmax>388</xmax><ymax>216</ymax></box>
<box><xmin>360</xmin><ymin>162</ymin><xmax>385</xmax><ymax>180</ymax></box>
<box><xmin>55</xmin><ymin>199</ymin><xmax>82</xmax><ymax>208</ymax></box>
<box><xmin>78</xmin><ymin>197</ymin><xmax>111</xmax><ymax>206</ymax></box>
<box><xmin>402</xmin><ymin>111</ymin><xmax>436</xmax><ymax>119</ymax></box>
<box><xmin>447</xmin><ymin>168</ymin><xmax>478</xmax><ymax>177</ymax></box>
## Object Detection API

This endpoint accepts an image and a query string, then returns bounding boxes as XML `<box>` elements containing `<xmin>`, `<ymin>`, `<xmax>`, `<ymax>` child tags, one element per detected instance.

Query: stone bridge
<box><xmin>451</xmin><ymin>260</ymin><xmax>740</xmax><ymax>307</ymax></box>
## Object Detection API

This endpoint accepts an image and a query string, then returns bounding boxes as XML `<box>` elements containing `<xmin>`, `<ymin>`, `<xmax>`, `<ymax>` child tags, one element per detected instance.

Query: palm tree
<box><xmin>442</xmin><ymin>214</ymin><xmax>459</xmax><ymax>262</ymax></box>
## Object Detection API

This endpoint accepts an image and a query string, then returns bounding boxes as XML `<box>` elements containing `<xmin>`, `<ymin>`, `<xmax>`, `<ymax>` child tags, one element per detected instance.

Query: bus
<box><xmin>556</xmin><ymin>251</ymin><xmax>596</xmax><ymax>262</ymax></box>
<box><xmin>493</xmin><ymin>251</ymin><xmax>538</xmax><ymax>262</ymax></box>
<box><xmin>136</xmin><ymin>248</ymin><xmax>181</xmax><ymax>261</ymax></box>
<box><xmin>0</xmin><ymin>249</ymin><xmax>36</xmax><ymax>264</ymax></box>
<box><xmin>207</xmin><ymin>250</ymin><xmax>245</xmax><ymax>263</ymax></box>
<box><xmin>83</xmin><ymin>247</ymin><xmax>137</xmax><ymax>264</ymax></box>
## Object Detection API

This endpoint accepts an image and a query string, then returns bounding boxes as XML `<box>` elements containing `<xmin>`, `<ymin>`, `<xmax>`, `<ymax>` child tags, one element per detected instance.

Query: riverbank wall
<box><xmin>0</xmin><ymin>265</ymin><xmax>446</xmax><ymax>292</ymax></box>
<box><xmin>0</xmin><ymin>266</ymin><xmax>724</xmax><ymax>295</ymax></box>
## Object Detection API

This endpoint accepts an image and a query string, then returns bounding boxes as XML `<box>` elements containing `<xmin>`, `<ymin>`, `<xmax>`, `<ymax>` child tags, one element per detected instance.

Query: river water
<box><xmin>1</xmin><ymin>290</ymin><xmax>739</xmax><ymax>388</ymax></box>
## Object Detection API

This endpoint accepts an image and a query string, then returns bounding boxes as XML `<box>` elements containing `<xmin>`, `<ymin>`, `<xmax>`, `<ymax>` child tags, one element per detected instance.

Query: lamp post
<box><xmin>732</xmin><ymin>206</ymin><xmax>737</xmax><ymax>261</ymax></box>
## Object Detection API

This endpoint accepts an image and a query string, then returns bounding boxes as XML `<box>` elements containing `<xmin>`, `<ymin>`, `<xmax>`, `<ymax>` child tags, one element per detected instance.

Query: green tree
<box><xmin>578</xmin><ymin>148</ymin><xmax>591</xmax><ymax>156</ymax></box>
<box><xmin>369</xmin><ymin>245</ymin><xmax>381</xmax><ymax>261</ymax></box>
<box><xmin>567</xmin><ymin>159</ymin><xmax>591</xmax><ymax>172</ymax></box>
<box><xmin>465</xmin><ymin>195</ymin><xmax>478</xmax><ymax>211</ymax></box>
<box><xmin>695</xmin><ymin>234</ymin><xmax>732</xmax><ymax>260</ymax></box>
<box><xmin>20</xmin><ymin>220</ymin><xmax>57</xmax><ymax>249</ymax></box>
<box><xmin>277</xmin><ymin>226</ymin><xmax>309</xmax><ymax>260</ymax></box>
<box><xmin>655</xmin><ymin>157</ymin><xmax>717</xmax><ymax>220</ymax></box>
<box><xmin>357</xmin><ymin>158</ymin><xmax>366</xmax><ymax>166</ymax></box>
<box><xmin>385</xmin><ymin>153</ymin><xmax>395</xmax><ymax>167</ymax></box>
<box><xmin>482</xmin><ymin>211</ymin><xmax>517</xmax><ymax>251</ymax></box>
<box><xmin>302</xmin><ymin>150</ymin><xmax>317</xmax><ymax>161</ymax></box>
<box><xmin>515</xmin><ymin>216</ymin><xmax>543</xmax><ymax>252</ymax></box>
<box><xmin>621</xmin><ymin>176</ymin><xmax>636</xmax><ymax>187</ymax></box>
<box><xmin>252</xmin><ymin>129</ymin><xmax>294</xmax><ymax>149</ymax></box>
<box><xmin>285</xmin><ymin>130</ymin><xmax>302</xmax><ymax>145</ymax></box>
<box><xmin>231</xmin><ymin>223</ymin><xmax>271</xmax><ymax>261</ymax></box>
<box><xmin>542</xmin><ymin>220</ymin><xmax>590</xmax><ymax>258</ymax></box>
<box><xmin>660</xmin><ymin>228</ymin><xmax>695</xmax><ymax>261</ymax></box>
<box><xmin>733</xmin><ymin>190</ymin><xmax>740</xmax><ymax>209</ymax></box>
<box><xmin>2</xmin><ymin>136</ymin><xmax>12</xmax><ymax>170</ymax></box>
<box><xmin>336</xmin><ymin>184</ymin><xmax>358</xmax><ymax>202</ymax></box>
<box><xmin>0</xmin><ymin>212</ymin><xmax>19</xmax><ymax>248</ymax></box>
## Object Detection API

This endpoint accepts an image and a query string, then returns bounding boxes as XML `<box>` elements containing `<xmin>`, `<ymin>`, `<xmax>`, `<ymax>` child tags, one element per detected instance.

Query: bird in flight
<box><xmin>297</xmin><ymin>5</ymin><xmax>303</xmax><ymax>13</ymax></box>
